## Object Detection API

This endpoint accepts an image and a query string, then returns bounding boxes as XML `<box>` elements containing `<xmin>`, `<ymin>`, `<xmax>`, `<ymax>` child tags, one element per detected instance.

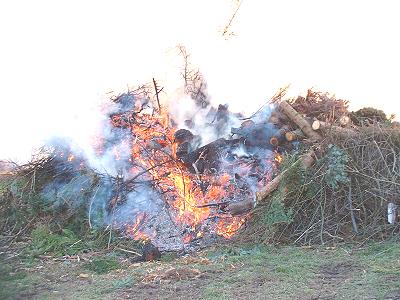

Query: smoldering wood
<box><xmin>178</xmin><ymin>138</ymin><xmax>242</xmax><ymax>174</ymax></box>
<box><xmin>225</xmin><ymin>150</ymin><xmax>316</xmax><ymax>215</ymax></box>
<box><xmin>231</xmin><ymin>123</ymin><xmax>277</xmax><ymax>148</ymax></box>
<box><xmin>225</xmin><ymin>198</ymin><xmax>255</xmax><ymax>215</ymax></box>
<box><xmin>285</xmin><ymin>129</ymin><xmax>306</xmax><ymax>142</ymax></box>
<box><xmin>196</xmin><ymin>201</ymin><xmax>230</xmax><ymax>209</ymax></box>
<box><xmin>269</xmin><ymin>125</ymin><xmax>291</xmax><ymax>146</ymax></box>
<box><xmin>268</xmin><ymin>111</ymin><xmax>290</xmax><ymax>125</ymax></box>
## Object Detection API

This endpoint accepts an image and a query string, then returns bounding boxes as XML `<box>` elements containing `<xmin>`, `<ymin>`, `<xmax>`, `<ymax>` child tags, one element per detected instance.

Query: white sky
<box><xmin>0</xmin><ymin>0</ymin><xmax>399</xmax><ymax>161</ymax></box>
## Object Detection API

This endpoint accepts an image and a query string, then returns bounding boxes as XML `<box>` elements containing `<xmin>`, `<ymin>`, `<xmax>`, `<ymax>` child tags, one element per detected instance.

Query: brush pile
<box><xmin>2</xmin><ymin>86</ymin><xmax>399</xmax><ymax>251</ymax></box>
<box><xmin>241</xmin><ymin>89</ymin><xmax>400</xmax><ymax>245</ymax></box>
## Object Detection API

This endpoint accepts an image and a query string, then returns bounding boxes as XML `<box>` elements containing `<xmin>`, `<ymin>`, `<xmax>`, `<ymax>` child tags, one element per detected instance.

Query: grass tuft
<box><xmin>83</xmin><ymin>256</ymin><xmax>122</xmax><ymax>274</ymax></box>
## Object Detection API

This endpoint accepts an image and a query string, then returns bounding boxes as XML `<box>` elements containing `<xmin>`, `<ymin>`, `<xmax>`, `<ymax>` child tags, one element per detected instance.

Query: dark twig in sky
<box><xmin>222</xmin><ymin>0</ymin><xmax>243</xmax><ymax>37</ymax></box>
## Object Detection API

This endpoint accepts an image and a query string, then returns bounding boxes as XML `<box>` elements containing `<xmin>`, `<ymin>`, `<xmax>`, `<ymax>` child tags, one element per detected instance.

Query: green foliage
<box><xmin>248</xmin><ymin>152</ymin><xmax>314</xmax><ymax>241</ymax></box>
<box><xmin>351</xmin><ymin>107</ymin><xmax>388</xmax><ymax>125</ymax></box>
<box><xmin>261</xmin><ymin>199</ymin><xmax>293</xmax><ymax>226</ymax></box>
<box><xmin>83</xmin><ymin>256</ymin><xmax>122</xmax><ymax>274</ymax></box>
<box><xmin>324</xmin><ymin>144</ymin><xmax>349</xmax><ymax>189</ymax></box>
<box><xmin>279</xmin><ymin>151</ymin><xmax>316</xmax><ymax>199</ymax></box>
<box><xmin>257</xmin><ymin>153</ymin><xmax>307</xmax><ymax>228</ymax></box>
<box><xmin>41</xmin><ymin>174</ymin><xmax>93</xmax><ymax>211</ymax></box>
<box><xmin>26</xmin><ymin>225</ymin><xmax>83</xmax><ymax>257</ymax></box>
<box><xmin>0</xmin><ymin>177</ymin><xmax>49</xmax><ymax>233</ymax></box>
<box><xmin>24</xmin><ymin>223</ymin><xmax>136</xmax><ymax>258</ymax></box>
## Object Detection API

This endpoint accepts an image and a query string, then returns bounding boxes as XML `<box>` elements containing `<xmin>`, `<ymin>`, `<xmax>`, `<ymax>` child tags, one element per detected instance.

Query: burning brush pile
<box><xmin>4</xmin><ymin>86</ymin><xmax>400</xmax><ymax>253</ymax></box>
<box><xmin>8</xmin><ymin>85</ymin><xmax>283</xmax><ymax>251</ymax></box>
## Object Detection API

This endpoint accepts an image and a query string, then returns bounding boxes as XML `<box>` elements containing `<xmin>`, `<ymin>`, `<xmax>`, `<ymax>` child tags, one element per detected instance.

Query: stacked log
<box><xmin>277</xmin><ymin>101</ymin><xmax>322</xmax><ymax>142</ymax></box>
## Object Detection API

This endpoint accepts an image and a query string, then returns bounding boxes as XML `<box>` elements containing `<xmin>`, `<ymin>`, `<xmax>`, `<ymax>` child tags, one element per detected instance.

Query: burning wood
<box><xmin>269</xmin><ymin>125</ymin><xmax>290</xmax><ymax>146</ymax></box>
<box><xmin>90</xmin><ymin>89</ymin><xmax>284</xmax><ymax>248</ymax></box>
<box><xmin>224</xmin><ymin>149</ymin><xmax>316</xmax><ymax>215</ymax></box>
<box><xmin>20</xmin><ymin>80</ymin><xmax>396</xmax><ymax>251</ymax></box>
<box><xmin>33</xmin><ymin>89</ymin><xmax>324</xmax><ymax>247</ymax></box>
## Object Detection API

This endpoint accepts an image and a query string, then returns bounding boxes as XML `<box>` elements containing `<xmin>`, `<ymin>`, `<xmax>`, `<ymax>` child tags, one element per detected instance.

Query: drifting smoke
<box><xmin>35</xmin><ymin>79</ymin><xmax>279</xmax><ymax>251</ymax></box>
<box><xmin>1</xmin><ymin>1</ymin><xmax>399</xmax><ymax>162</ymax></box>
<box><xmin>1</xmin><ymin>0</ymin><xmax>399</xmax><ymax>250</ymax></box>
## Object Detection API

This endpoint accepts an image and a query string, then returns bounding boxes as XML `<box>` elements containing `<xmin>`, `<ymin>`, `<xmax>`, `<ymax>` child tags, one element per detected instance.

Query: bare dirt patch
<box><xmin>310</xmin><ymin>261</ymin><xmax>357</xmax><ymax>300</ymax></box>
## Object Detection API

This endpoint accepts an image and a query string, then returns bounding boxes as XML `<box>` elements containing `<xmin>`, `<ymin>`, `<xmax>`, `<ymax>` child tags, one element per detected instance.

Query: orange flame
<box><xmin>126</xmin><ymin>212</ymin><xmax>151</xmax><ymax>241</ymax></box>
<box><xmin>106</xmin><ymin>98</ymin><xmax>256</xmax><ymax>243</ymax></box>
<box><xmin>216</xmin><ymin>217</ymin><xmax>246</xmax><ymax>238</ymax></box>
<box><xmin>275</xmin><ymin>153</ymin><xmax>283</xmax><ymax>163</ymax></box>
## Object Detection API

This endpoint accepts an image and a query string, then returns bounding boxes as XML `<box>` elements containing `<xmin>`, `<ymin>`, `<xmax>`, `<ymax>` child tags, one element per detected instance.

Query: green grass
<box><xmin>1</xmin><ymin>241</ymin><xmax>399</xmax><ymax>300</ymax></box>
<box><xmin>338</xmin><ymin>241</ymin><xmax>400</xmax><ymax>299</ymax></box>
<box><xmin>0</xmin><ymin>263</ymin><xmax>40</xmax><ymax>300</ymax></box>
<box><xmin>111</xmin><ymin>276</ymin><xmax>135</xmax><ymax>289</ymax></box>
<box><xmin>25</xmin><ymin>225</ymin><xmax>84</xmax><ymax>257</ymax></box>
<box><xmin>201</xmin><ymin>245</ymin><xmax>326</xmax><ymax>299</ymax></box>
<box><xmin>82</xmin><ymin>256</ymin><xmax>122</xmax><ymax>274</ymax></box>
<box><xmin>201</xmin><ymin>243</ymin><xmax>400</xmax><ymax>299</ymax></box>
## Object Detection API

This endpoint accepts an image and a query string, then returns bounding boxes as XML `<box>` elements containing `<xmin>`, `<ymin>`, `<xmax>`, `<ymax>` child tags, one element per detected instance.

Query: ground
<box><xmin>1</xmin><ymin>241</ymin><xmax>399</xmax><ymax>300</ymax></box>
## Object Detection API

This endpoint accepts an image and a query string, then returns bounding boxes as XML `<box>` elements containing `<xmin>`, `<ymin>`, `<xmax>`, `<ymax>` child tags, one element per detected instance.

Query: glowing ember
<box><xmin>275</xmin><ymin>153</ymin><xmax>283</xmax><ymax>163</ymax></box>
<box><xmin>126</xmin><ymin>212</ymin><xmax>151</xmax><ymax>241</ymax></box>
<box><xmin>216</xmin><ymin>217</ymin><xmax>246</xmax><ymax>238</ymax></box>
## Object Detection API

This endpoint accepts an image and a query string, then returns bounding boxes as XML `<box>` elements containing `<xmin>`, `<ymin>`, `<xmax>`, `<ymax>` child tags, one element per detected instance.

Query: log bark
<box><xmin>278</xmin><ymin>101</ymin><xmax>322</xmax><ymax>142</ymax></box>
<box><xmin>268</xmin><ymin>111</ymin><xmax>289</xmax><ymax>125</ymax></box>
<box><xmin>256</xmin><ymin>149</ymin><xmax>315</xmax><ymax>202</ymax></box>
<box><xmin>313</xmin><ymin>120</ymin><xmax>400</xmax><ymax>138</ymax></box>
<box><xmin>312</xmin><ymin>120</ymin><xmax>356</xmax><ymax>136</ymax></box>
<box><xmin>225</xmin><ymin>199</ymin><xmax>255</xmax><ymax>215</ymax></box>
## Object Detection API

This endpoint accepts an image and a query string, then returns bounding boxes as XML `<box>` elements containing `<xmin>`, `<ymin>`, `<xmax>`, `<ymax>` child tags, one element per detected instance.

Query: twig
<box><xmin>347</xmin><ymin>181</ymin><xmax>359</xmax><ymax>234</ymax></box>
<box><xmin>294</xmin><ymin>220</ymin><xmax>321</xmax><ymax>244</ymax></box>
<box><xmin>68</xmin><ymin>239</ymin><xmax>82</xmax><ymax>248</ymax></box>
<box><xmin>116</xmin><ymin>247</ymin><xmax>141</xmax><ymax>256</ymax></box>
<box><xmin>152</xmin><ymin>78</ymin><xmax>161</xmax><ymax>112</ymax></box>
<box><xmin>125</xmin><ymin>159</ymin><xmax>173</xmax><ymax>186</ymax></box>
<box><xmin>196</xmin><ymin>201</ymin><xmax>230</xmax><ymax>208</ymax></box>
<box><xmin>222</xmin><ymin>0</ymin><xmax>243</xmax><ymax>37</ymax></box>
<box><xmin>88</xmin><ymin>185</ymin><xmax>100</xmax><ymax>229</ymax></box>
<box><xmin>6</xmin><ymin>217</ymin><xmax>36</xmax><ymax>248</ymax></box>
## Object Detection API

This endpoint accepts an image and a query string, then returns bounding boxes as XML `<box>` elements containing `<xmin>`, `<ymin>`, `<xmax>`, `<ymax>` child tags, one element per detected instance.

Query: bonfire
<box><xmin>3</xmin><ymin>84</ymin><xmax>399</xmax><ymax>254</ymax></box>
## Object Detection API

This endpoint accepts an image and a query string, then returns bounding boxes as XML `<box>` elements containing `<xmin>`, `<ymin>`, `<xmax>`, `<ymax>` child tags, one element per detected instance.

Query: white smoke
<box><xmin>0</xmin><ymin>0</ymin><xmax>399</xmax><ymax>162</ymax></box>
